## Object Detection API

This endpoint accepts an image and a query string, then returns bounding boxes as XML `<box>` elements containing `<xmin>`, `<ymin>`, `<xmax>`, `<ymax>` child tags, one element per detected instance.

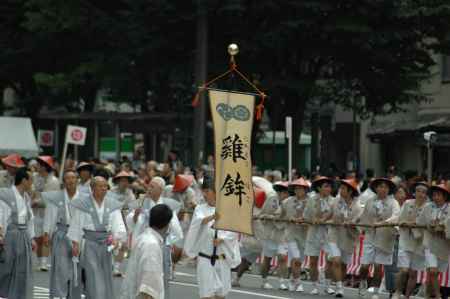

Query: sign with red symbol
<box><xmin>66</xmin><ymin>125</ymin><xmax>87</xmax><ymax>145</ymax></box>
<box><xmin>38</xmin><ymin>130</ymin><xmax>54</xmax><ymax>147</ymax></box>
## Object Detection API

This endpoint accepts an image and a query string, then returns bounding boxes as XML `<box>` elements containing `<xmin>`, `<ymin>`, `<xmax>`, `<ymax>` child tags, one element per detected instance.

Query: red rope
<box><xmin>192</xmin><ymin>61</ymin><xmax>268</xmax><ymax>121</ymax></box>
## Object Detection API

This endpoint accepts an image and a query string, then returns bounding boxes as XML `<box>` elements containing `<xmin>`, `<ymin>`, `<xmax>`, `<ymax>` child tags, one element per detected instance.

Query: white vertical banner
<box><xmin>286</xmin><ymin>116</ymin><xmax>293</xmax><ymax>182</ymax></box>
<box><xmin>209</xmin><ymin>89</ymin><xmax>255</xmax><ymax>235</ymax></box>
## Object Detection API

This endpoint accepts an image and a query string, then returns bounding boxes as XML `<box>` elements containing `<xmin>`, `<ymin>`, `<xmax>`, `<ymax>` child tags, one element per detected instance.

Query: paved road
<box><xmin>32</xmin><ymin>264</ymin><xmax>382</xmax><ymax>299</ymax></box>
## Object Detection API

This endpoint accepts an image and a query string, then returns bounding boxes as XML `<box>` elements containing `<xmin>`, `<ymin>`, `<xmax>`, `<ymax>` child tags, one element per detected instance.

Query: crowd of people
<box><xmin>0</xmin><ymin>152</ymin><xmax>449</xmax><ymax>299</ymax></box>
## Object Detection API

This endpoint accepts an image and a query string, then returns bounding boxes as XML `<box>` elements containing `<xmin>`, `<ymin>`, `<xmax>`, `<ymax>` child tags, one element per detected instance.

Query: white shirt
<box><xmin>43</xmin><ymin>189</ymin><xmax>77</xmax><ymax>235</ymax></box>
<box><xmin>126</xmin><ymin>197</ymin><xmax>183</xmax><ymax>248</ymax></box>
<box><xmin>0</xmin><ymin>186</ymin><xmax>35</xmax><ymax>239</ymax></box>
<box><xmin>120</xmin><ymin>227</ymin><xmax>164</xmax><ymax>299</ymax></box>
<box><xmin>13</xmin><ymin>186</ymin><xmax>29</xmax><ymax>224</ymax></box>
<box><xmin>67</xmin><ymin>196</ymin><xmax>127</xmax><ymax>244</ymax></box>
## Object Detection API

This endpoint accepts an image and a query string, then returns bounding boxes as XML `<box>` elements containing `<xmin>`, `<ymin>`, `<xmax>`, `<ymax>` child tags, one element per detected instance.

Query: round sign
<box><xmin>71</xmin><ymin>129</ymin><xmax>84</xmax><ymax>142</ymax></box>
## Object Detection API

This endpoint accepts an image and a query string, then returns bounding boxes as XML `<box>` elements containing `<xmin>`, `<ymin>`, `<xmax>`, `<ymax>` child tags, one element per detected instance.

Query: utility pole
<box><xmin>192</xmin><ymin>0</ymin><xmax>208</xmax><ymax>168</ymax></box>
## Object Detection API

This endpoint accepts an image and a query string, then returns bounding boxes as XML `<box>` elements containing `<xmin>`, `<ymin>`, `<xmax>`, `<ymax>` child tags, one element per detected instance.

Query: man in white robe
<box><xmin>68</xmin><ymin>176</ymin><xmax>127</xmax><ymax>299</ymax></box>
<box><xmin>184</xmin><ymin>177</ymin><xmax>241</xmax><ymax>299</ymax></box>
<box><xmin>111</xmin><ymin>171</ymin><xmax>137</xmax><ymax>276</ymax></box>
<box><xmin>120</xmin><ymin>204</ymin><xmax>173</xmax><ymax>299</ymax></box>
<box><xmin>42</xmin><ymin>169</ymin><xmax>81</xmax><ymax>299</ymax></box>
<box><xmin>0</xmin><ymin>167</ymin><xmax>37</xmax><ymax>299</ymax></box>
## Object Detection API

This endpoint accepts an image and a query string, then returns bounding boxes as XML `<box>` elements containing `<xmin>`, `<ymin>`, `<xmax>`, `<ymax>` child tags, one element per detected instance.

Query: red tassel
<box><xmin>255</xmin><ymin>94</ymin><xmax>266</xmax><ymax>121</ymax></box>
<box><xmin>192</xmin><ymin>93</ymin><xmax>200</xmax><ymax>107</ymax></box>
<box><xmin>256</xmin><ymin>103</ymin><xmax>264</xmax><ymax>121</ymax></box>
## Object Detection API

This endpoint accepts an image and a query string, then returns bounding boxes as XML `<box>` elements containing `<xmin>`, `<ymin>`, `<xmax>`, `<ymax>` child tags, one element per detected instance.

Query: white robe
<box><xmin>183</xmin><ymin>203</ymin><xmax>240</xmax><ymax>298</ymax></box>
<box><xmin>67</xmin><ymin>197</ymin><xmax>127</xmax><ymax>244</ymax></box>
<box><xmin>120</xmin><ymin>227</ymin><xmax>165</xmax><ymax>299</ymax></box>
<box><xmin>126</xmin><ymin>197</ymin><xmax>183</xmax><ymax>248</ymax></box>
<box><xmin>0</xmin><ymin>186</ymin><xmax>35</xmax><ymax>238</ymax></box>
<box><xmin>43</xmin><ymin>189</ymin><xmax>77</xmax><ymax>236</ymax></box>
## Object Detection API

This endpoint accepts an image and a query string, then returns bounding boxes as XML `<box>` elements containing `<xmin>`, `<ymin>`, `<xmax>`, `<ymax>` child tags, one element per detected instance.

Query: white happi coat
<box><xmin>397</xmin><ymin>198</ymin><xmax>429</xmax><ymax>255</ymax></box>
<box><xmin>120</xmin><ymin>227</ymin><xmax>165</xmax><ymax>299</ymax></box>
<box><xmin>32</xmin><ymin>173</ymin><xmax>60</xmax><ymax>237</ymax></box>
<box><xmin>417</xmin><ymin>202</ymin><xmax>450</xmax><ymax>261</ymax></box>
<box><xmin>280</xmin><ymin>195</ymin><xmax>308</xmax><ymax>248</ymax></box>
<box><xmin>303</xmin><ymin>194</ymin><xmax>335</xmax><ymax>247</ymax></box>
<box><xmin>184</xmin><ymin>203</ymin><xmax>240</xmax><ymax>298</ymax></box>
<box><xmin>328</xmin><ymin>195</ymin><xmax>363</xmax><ymax>254</ymax></box>
<box><xmin>358</xmin><ymin>195</ymin><xmax>400</xmax><ymax>253</ymax></box>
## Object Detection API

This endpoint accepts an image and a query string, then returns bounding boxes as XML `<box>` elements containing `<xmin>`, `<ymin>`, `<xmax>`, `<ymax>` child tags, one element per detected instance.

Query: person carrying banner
<box><xmin>280</xmin><ymin>178</ymin><xmax>310</xmax><ymax>292</ymax></box>
<box><xmin>328</xmin><ymin>179</ymin><xmax>363</xmax><ymax>298</ymax></box>
<box><xmin>32</xmin><ymin>155</ymin><xmax>60</xmax><ymax>271</ymax></box>
<box><xmin>0</xmin><ymin>154</ymin><xmax>25</xmax><ymax>188</ymax></box>
<box><xmin>68</xmin><ymin>176</ymin><xmax>126</xmax><ymax>299</ymax></box>
<box><xmin>356</xmin><ymin>178</ymin><xmax>400</xmax><ymax>299</ymax></box>
<box><xmin>42</xmin><ymin>169</ymin><xmax>81</xmax><ymax>299</ymax></box>
<box><xmin>418</xmin><ymin>184</ymin><xmax>450</xmax><ymax>299</ymax></box>
<box><xmin>0</xmin><ymin>167</ymin><xmax>37</xmax><ymax>299</ymax></box>
<box><xmin>303</xmin><ymin>176</ymin><xmax>336</xmax><ymax>295</ymax></box>
<box><xmin>183</xmin><ymin>176</ymin><xmax>241</xmax><ymax>299</ymax></box>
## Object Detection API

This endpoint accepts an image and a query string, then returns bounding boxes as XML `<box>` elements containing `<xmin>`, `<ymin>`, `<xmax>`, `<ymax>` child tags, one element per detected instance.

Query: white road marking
<box><xmin>170</xmin><ymin>281</ymin><xmax>293</xmax><ymax>299</ymax></box>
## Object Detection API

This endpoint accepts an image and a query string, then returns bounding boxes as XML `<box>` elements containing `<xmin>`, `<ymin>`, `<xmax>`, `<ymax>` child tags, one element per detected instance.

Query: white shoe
<box><xmin>359</xmin><ymin>280</ymin><xmax>368</xmax><ymax>297</ymax></box>
<box><xmin>39</xmin><ymin>259</ymin><xmax>48</xmax><ymax>272</ymax></box>
<box><xmin>279</xmin><ymin>283</ymin><xmax>289</xmax><ymax>291</ymax></box>
<box><xmin>311</xmin><ymin>288</ymin><xmax>320</xmax><ymax>295</ymax></box>
<box><xmin>296</xmin><ymin>284</ymin><xmax>304</xmax><ymax>292</ymax></box>
<box><xmin>232</xmin><ymin>278</ymin><xmax>240</xmax><ymax>287</ymax></box>
<box><xmin>326</xmin><ymin>287</ymin><xmax>336</xmax><ymax>295</ymax></box>
<box><xmin>262</xmin><ymin>282</ymin><xmax>274</xmax><ymax>289</ymax></box>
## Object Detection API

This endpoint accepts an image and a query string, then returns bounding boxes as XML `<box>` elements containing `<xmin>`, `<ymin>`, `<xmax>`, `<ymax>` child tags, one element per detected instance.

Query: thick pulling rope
<box><xmin>192</xmin><ymin>60</ymin><xmax>267</xmax><ymax>121</ymax></box>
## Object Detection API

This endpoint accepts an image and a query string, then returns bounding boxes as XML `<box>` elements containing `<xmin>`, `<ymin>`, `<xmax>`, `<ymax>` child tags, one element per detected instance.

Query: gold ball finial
<box><xmin>228</xmin><ymin>43</ymin><xmax>239</xmax><ymax>56</ymax></box>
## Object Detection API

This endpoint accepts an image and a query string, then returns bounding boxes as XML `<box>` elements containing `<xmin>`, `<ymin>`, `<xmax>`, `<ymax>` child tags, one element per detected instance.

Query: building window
<box><xmin>442</xmin><ymin>55</ymin><xmax>450</xmax><ymax>82</ymax></box>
